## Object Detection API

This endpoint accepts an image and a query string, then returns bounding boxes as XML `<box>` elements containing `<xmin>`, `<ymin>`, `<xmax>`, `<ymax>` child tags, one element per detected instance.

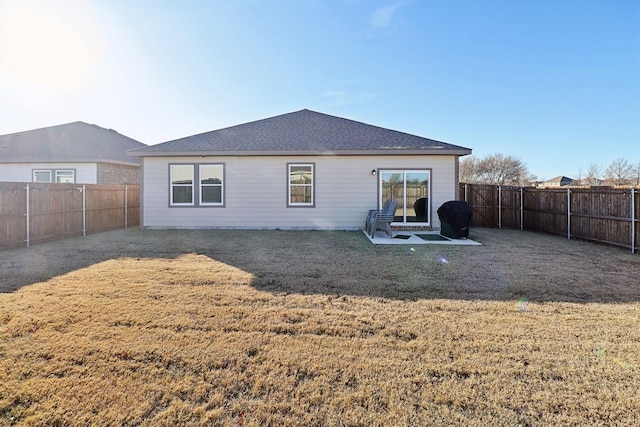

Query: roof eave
<box><xmin>128</xmin><ymin>148</ymin><xmax>472</xmax><ymax>157</ymax></box>
<box><xmin>1</xmin><ymin>158</ymin><xmax>141</xmax><ymax>166</ymax></box>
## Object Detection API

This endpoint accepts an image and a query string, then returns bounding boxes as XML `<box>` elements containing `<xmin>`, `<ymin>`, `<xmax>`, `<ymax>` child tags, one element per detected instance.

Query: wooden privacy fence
<box><xmin>460</xmin><ymin>184</ymin><xmax>639</xmax><ymax>253</ymax></box>
<box><xmin>0</xmin><ymin>182</ymin><xmax>140</xmax><ymax>250</ymax></box>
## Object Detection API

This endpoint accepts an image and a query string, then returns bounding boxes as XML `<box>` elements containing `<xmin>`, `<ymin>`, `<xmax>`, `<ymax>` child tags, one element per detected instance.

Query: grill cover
<box><xmin>437</xmin><ymin>201</ymin><xmax>472</xmax><ymax>239</ymax></box>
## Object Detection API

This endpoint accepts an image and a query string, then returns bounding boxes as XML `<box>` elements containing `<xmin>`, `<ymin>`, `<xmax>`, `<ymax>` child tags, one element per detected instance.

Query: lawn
<box><xmin>1</xmin><ymin>228</ymin><xmax>639</xmax><ymax>426</ymax></box>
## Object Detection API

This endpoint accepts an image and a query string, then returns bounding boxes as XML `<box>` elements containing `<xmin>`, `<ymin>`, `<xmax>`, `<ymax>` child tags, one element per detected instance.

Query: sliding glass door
<box><xmin>379</xmin><ymin>170</ymin><xmax>431</xmax><ymax>225</ymax></box>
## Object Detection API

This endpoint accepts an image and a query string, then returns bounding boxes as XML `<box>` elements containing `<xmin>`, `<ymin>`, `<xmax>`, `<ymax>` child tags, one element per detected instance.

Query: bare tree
<box><xmin>459</xmin><ymin>156</ymin><xmax>479</xmax><ymax>183</ymax></box>
<box><xmin>459</xmin><ymin>153</ymin><xmax>530</xmax><ymax>185</ymax></box>
<box><xmin>629</xmin><ymin>161</ymin><xmax>640</xmax><ymax>186</ymax></box>
<box><xmin>584</xmin><ymin>162</ymin><xmax>603</xmax><ymax>186</ymax></box>
<box><xmin>604</xmin><ymin>158</ymin><xmax>632</xmax><ymax>186</ymax></box>
<box><xmin>522</xmin><ymin>172</ymin><xmax>539</xmax><ymax>186</ymax></box>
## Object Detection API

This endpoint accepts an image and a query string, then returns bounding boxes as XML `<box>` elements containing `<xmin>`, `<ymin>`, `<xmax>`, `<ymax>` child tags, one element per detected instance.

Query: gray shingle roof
<box><xmin>0</xmin><ymin>122</ymin><xmax>146</xmax><ymax>164</ymax></box>
<box><xmin>129</xmin><ymin>109</ymin><xmax>471</xmax><ymax>156</ymax></box>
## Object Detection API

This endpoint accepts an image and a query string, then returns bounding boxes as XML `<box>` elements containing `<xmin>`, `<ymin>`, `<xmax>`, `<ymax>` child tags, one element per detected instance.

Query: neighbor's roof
<box><xmin>128</xmin><ymin>109</ymin><xmax>471</xmax><ymax>157</ymax></box>
<box><xmin>0</xmin><ymin>122</ymin><xmax>146</xmax><ymax>165</ymax></box>
<box><xmin>544</xmin><ymin>176</ymin><xmax>574</xmax><ymax>185</ymax></box>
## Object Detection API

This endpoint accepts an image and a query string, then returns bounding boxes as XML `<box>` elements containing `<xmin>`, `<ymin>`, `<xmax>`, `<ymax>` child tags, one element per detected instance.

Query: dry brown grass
<box><xmin>1</xmin><ymin>228</ymin><xmax>639</xmax><ymax>426</ymax></box>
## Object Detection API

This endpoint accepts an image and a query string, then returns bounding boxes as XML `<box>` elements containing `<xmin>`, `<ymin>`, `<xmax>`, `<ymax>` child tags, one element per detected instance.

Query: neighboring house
<box><xmin>0</xmin><ymin>122</ymin><xmax>146</xmax><ymax>184</ymax></box>
<box><xmin>128</xmin><ymin>109</ymin><xmax>472</xmax><ymax>230</ymax></box>
<box><xmin>538</xmin><ymin>176</ymin><xmax>575</xmax><ymax>187</ymax></box>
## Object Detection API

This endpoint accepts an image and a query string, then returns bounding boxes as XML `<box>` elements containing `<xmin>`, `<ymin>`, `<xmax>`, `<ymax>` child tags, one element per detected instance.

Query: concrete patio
<box><xmin>364</xmin><ymin>230</ymin><xmax>482</xmax><ymax>245</ymax></box>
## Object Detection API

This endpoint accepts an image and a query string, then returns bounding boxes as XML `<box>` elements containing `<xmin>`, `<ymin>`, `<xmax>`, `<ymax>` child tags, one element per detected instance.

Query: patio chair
<box><xmin>365</xmin><ymin>199</ymin><xmax>391</xmax><ymax>235</ymax></box>
<box><xmin>368</xmin><ymin>199</ymin><xmax>397</xmax><ymax>238</ymax></box>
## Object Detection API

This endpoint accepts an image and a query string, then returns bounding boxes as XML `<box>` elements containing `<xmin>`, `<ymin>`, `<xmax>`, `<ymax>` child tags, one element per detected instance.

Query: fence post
<box><xmin>82</xmin><ymin>185</ymin><xmax>86</xmax><ymax>237</ymax></box>
<box><xmin>567</xmin><ymin>187</ymin><xmax>571</xmax><ymax>240</ymax></box>
<box><xmin>632</xmin><ymin>188</ymin><xmax>636</xmax><ymax>254</ymax></box>
<box><xmin>25</xmin><ymin>183</ymin><xmax>30</xmax><ymax>247</ymax></box>
<box><xmin>498</xmin><ymin>185</ymin><xmax>502</xmax><ymax>229</ymax></box>
<box><xmin>464</xmin><ymin>183</ymin><xmax>468</xmax><ymax>202</ymax></box>
<box><xmin>124</xmin><ymin>184</ymin><xmax>128</xmax><ymax>228</ymax></box>
<box><xmin>520</xmin><ymin>186</ymin><xmax>524</xmax><ymax>231</ymax></box>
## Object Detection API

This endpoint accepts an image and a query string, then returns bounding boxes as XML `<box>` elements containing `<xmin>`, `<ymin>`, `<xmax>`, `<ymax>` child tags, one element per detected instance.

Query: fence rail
<box><xmin>1</xmin><ymin>182</ymin><xmax>140</xmax><ymax>250</ymax></box>
<box><xmin>460</xmin><ymin>184</ymin><xmax>639</xmax><ymax>253</ymax></box>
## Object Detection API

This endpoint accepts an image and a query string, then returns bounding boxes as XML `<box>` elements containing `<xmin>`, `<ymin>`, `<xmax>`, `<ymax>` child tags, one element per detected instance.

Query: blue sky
<box><xmin>0</xmin><ymin>0</ymin><xmax>638</xmax><ymax>180</ymax></box>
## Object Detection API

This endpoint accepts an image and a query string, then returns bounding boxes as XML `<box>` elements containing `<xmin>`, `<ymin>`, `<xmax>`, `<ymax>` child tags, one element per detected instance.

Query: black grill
<box><xmin>437</xmin><ymin>201</ymin><xmax>473</xmax><ymax>239</ymax></box>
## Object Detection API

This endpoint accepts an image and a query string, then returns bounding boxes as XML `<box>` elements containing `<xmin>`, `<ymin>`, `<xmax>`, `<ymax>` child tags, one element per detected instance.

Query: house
<box><xmin>0</xmin><ymin>122</ymin><xmax>146</xmax><ymax>184</ymax></box>
<box><xmin>128</xmin><ymin>109</ymin><xmax>472</xmax><ymax>230</ymax></box>
<box><xmin>538</xmin><ymin>176</ymin><xmax>575</xmax><ymax>187</ymax></box>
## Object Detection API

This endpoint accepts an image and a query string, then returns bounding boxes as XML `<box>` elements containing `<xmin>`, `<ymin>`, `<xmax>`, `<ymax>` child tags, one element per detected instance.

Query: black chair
<box><xmin>413</xmin><ymin>197</ymin><xmax>428</xmax><ymax>222</ymax></box>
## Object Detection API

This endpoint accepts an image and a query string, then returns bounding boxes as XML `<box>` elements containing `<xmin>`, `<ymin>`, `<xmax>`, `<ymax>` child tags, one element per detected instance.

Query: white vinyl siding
<box><xmin>0</xmin><ymin>163</ymin><xmax>98</xmax><ymax>183</ymax></box>
<box><xmin>140</xmin><ymin>155</ymin><xmax>459</xmax><ymax>230</ymax></box>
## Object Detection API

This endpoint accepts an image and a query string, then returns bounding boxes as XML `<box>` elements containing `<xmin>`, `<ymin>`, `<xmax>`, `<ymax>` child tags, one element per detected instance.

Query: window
<box><xmin>55</xmin><ymin>170</ymin><xmax>75</xmax><ymax>183</ymax></box>
<box><xmin>33</xmin><ymin>170</ymin><xmax>52</xmax><ymax>182</ymax></box>
<box><xmin>200</xmin><ymin>164</ymin><xmax>224</xmax><ymax>205</ymax></box>
<box><xmin>170</xmin><ymin>163</ymin><xmax>225</xmax><ymax>207</ymax></box>
<box><xmin>288</xmin><ymin>163</ymin><xmax>314</xmax><ymax>206</ymax></box>
<box><xmin>380</xmin><ymin>170</ymin><xmax>431</xmax><ymax>225</ymax></box>
<box><xmin>170</xmin><ymin>164</ymin><xmax>194</xmax><ymax>205</ymax></box>
<box><xmin>32</xmin><ymin>169</ymin><xmax>75</xmax><ymax>183</ymax></box>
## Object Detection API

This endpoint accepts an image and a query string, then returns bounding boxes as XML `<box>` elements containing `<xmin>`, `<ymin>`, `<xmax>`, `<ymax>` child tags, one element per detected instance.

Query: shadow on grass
<box><xmin>2</xmin><ymin>227</ymin><xmax>639</xmax><ymax>303</ymax></box>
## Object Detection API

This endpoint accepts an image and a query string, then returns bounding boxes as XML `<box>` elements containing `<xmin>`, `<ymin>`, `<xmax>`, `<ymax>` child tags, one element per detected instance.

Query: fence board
<box><xmin>461</xmin><ymin>184</ymin><xmax>497</xmax><ymax>227</ymax></box>
<box><xmin>460</xmin><ymin>184</ymin><xmax>639</xmax><ymax>253</ymax></box>
<box><xmin>0</xmin><ymin>183</ymin><xmax>140</xmax><ymax>250</ymax></box>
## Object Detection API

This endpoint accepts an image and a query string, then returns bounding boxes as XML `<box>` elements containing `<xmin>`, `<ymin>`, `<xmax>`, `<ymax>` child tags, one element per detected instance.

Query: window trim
<box><xmin>32</xmin><ymin>168</ymin><xmax>76</xmax><ymax>183</ymax></box>
<box><xmin>287</xmin><ymin>162</ymin><xmax>315</xmax><ymax>207</ymax></box>
<box><xmin>199</xmin><ymin>164</ymin><xmax>225</xmax><ymax>206</ymax></box>
<box><xmin>33</xmin><ymin>169</ymin><xmax>52</xmax><ymax>183</ymax></box>
<box><xmin>169</xmin><ymin>164</ymin><xmax>195</xmax><ymax>206</ymax></box>
<box><xmin>169</xmin><ymin>163</ymin><xmax>225</xmax><ymax>207</ymax></box>
<box><xmin>55</xmin><ymin>169</ymin><xmax>75</xmax><ymax>183</ymax></box>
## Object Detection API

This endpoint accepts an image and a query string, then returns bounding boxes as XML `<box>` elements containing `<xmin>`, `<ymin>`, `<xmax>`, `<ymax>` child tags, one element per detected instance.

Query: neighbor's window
<box><xmin>55</xmin><ymin>170</ymin><xmax>75</xmax><ymax>183</ymax></box>
<box><xmin>200</xmin><ymin>164</ymin><xmax>224</xmax><ymax>205</ymax></box>
<box><xmin>170</xmin><ymin>164</ymin><xmax>194</xmax><ymax>205</ymax></box>
<box><xmin>33</xmin><ymin>170</ymin><xmax>52</xmax><ymax>182</ymax></box>
<box><xmin>288</xmin><ymin>163</ymin><xmax>314</xmax><ymax>206</ymax></box>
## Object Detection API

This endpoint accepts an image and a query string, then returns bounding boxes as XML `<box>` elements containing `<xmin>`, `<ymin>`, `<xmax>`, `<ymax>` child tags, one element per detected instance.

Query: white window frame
<box><xmin>33</xmin><ymin>170</ymin><xmax>52</xmax><ymax>183</ymax></box>
<box><xmin>287</xmin><ymin>163</ymin><xmax>314</xmax><ymax>207</ymax></box>
<box><xmin>379</xmin><ymin>169</ymin><xmax>431</xmax><ymax>226</ymax></box>
<box><xmin>170</xmin><ymin>164</ymin><xmax>195</xmax><ymax>206</ymax></box>
<box><xmin>55</xmin><ymin>170</ymin><xmax>75</xmax><ymax>183</ymax></box>
<box><xmin>199</xmin><ymin>164</ymin><xmax>224</xmax><ymax>206</ymax></box>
